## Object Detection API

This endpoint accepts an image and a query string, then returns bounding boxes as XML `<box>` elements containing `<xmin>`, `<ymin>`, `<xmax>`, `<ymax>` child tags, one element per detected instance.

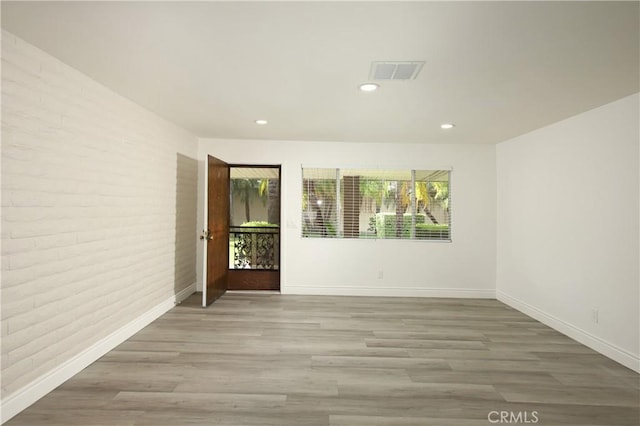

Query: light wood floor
<box><xmin>7</xmin><ymin>293</ymin><xmax>640</xmax><ymax>425</ymax></box>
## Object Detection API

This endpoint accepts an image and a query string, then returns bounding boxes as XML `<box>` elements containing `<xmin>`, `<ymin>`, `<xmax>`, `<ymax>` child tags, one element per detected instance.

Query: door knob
<box><xmin>200</xmin><ymin>229</ymin><xmax>213</xmax><ymax>241</ymax></box>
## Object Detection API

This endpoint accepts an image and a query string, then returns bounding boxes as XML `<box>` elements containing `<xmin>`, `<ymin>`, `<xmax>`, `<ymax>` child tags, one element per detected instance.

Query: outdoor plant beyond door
<box><xmin>227</xmin><ymin>165</ymin><xmax>281</xmax><ymax>290</ymax></box>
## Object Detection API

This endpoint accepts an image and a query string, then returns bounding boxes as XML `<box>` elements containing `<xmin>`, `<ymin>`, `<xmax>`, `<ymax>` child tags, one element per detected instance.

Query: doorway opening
<box><xmin>227</xmin><ymin>165</ymin><xmax>281</xmax><ymax>291</ymax></box>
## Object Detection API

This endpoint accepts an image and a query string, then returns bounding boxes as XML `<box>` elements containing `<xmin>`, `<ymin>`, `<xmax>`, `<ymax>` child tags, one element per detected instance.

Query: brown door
<box><xmin>205</xmin><ymin>155</ymin><xmax>230</xmax><ymax>306</ymax></box>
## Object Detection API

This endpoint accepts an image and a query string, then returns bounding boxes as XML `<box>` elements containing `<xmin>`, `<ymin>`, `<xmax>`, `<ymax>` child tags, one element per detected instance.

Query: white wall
<box><xmin>496</xmin><ymin>93</ymin><xmax>640</xmax><ymax>372</ymax></box>
<box><xmin>1</xmin><ymin>31</ymin><xmax>199</xmax><ymax>421</ymax></box>
<box><xmin>197</xmin><ymin>139</ymin><xmax>496</xmax><ymax>298</ymax></box>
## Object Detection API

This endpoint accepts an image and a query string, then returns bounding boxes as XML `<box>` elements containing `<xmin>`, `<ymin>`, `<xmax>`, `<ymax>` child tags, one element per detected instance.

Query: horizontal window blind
<box><xmin>301</xmin><ymin>167</ymin><xmax>451</xmax><ymax>241</ymax></box>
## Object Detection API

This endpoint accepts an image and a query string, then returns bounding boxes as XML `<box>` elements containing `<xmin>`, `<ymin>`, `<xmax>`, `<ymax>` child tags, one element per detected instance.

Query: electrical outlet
<box><xmin>592</xmin><ymin>309</ymin><xmax>599</xmax><ymax>324</ymax></box>
<box><xmin>378</xmin><ymin>270</ymin><xmax>384</xmax><ymax>279</ymax></box>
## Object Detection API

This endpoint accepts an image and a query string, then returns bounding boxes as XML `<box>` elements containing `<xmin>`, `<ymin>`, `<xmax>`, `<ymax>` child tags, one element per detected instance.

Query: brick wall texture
<box><xmin>1</xmin><ymin>31</ymin><xmax>199</xmax><ymax>398</ymax></box>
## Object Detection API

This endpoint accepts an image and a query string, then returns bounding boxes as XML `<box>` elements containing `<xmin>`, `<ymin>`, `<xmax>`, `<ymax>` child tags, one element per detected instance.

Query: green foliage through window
<box><xmin>301</xmin><ymin>168</ymin><xmax>451</xmax><ymax>241</ymax></box>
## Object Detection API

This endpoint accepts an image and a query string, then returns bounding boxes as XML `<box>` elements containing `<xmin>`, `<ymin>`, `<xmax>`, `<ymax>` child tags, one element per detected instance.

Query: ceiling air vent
<box><xmin>369</xmin><ymin>61</ymin><xmax>424</xmax><ymax>81</ymax></box>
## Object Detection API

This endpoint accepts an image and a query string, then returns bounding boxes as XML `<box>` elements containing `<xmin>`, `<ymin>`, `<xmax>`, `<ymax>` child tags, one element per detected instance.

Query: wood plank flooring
<box><xmin>6</xmin><ymin>293</ymin><xmax>640</xmax><ymax>425</ymax></box>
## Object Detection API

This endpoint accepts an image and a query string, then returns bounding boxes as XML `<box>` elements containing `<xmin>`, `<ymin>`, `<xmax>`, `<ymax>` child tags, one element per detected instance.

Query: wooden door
<box><xmin>204</xmin><ymin>155</ymin><xmax>230</xmax><ymax>306</ymax></box>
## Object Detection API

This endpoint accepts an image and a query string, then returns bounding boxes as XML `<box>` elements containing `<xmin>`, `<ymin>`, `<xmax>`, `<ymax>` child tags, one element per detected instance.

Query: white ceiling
<box><xmin>2</xmin><ymin>1</ymin><xmax>638</xmax><ymax>145</ymax></box>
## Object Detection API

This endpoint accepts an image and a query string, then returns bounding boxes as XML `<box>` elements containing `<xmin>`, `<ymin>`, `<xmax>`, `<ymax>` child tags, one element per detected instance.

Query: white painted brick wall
<box><xmin>1</xmin><ymin>31</ymin><xmax>199</xmax><ymax>399</ymax></box>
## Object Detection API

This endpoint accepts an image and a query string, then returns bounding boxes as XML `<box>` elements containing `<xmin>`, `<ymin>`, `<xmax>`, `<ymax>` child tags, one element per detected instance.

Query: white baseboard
<box><xmin>175</xmin><ymin>282</ymin><xmax>197</xmax><ymax>304</ymax></box>
<box><xmin>497</xmin><ymin>290</ymin><xmax>640</xmax><ymax>373</ymax></box>
<box><xmin>0</xmin><ymin>284</ymin><xmax>196</xmax><ymax>424</ymax></box>
<box><xmin>283</xmin><ymin>285</ymin><xmax>495</xmax><ymax>299</ymax></box>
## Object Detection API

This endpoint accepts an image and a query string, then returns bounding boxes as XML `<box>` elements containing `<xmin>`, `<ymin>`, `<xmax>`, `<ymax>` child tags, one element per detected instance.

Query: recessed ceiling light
<box><xmin>359</xmin><ymin>83</ymin><xmax>379</xmax><ymax>92</ymax></box>
<box><xmin>440</xmin><ymin>123</ymin><xmax>455</xmax><ymax>129</ymax></box>
<box><xmin>255</xmin><ymin>119</ymin><xmax>268</xmax><ymax>125</ymax></box>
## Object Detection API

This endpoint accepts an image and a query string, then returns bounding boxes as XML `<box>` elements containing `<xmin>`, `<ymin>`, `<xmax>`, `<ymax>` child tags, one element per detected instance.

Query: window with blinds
<box><xmin>302</xmin><ymin>168</ymin><xmax>451</xmax><ymax>240</ymax></box>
